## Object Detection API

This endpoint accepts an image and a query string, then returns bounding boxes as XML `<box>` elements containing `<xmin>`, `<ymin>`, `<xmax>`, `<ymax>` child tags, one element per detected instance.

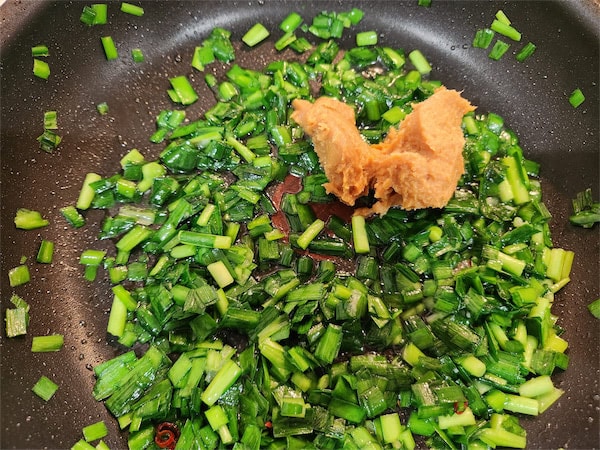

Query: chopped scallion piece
<box><xmin>33</xmin><ymin>58</ymin><xmax>50</xmax><ymax>79</ymax></box>
<box><xmin>8</xmin><ymin>265</ymin><xmax>30</xmax><ymax>287</ymax></box>
<box><xmin>280</xmin><ymin>12</ymin><xmax>303</xmax><ymax>33</ymax></box>
<box><xmin>37</xmin><ymin>239</ymin><xmax>55</xmax><ymax>264</ymax></box>
<box><xmin>356</xmin><ymin>31</ymin><xmax>378</xmax><ymax>47</ymax></box>
<box><xmin>242</xmin><ymin>23</ymin><xmax>270</xmax><ymax>47</ymax></box>
<box><xmin>131</xmin><ymin>48</ymin><xmax>144</xmax><ymax>62</ymax></box>
<box><xmin>31</xmin><ymin>45</ymin><xmax>49</xmax><ymax>57</ymax></box>
<box><xmin>588</xmin><ymin>298</ymin><xmax>600</xmax><ymax>319</ymax></box>
<box><xmin>32</xmin><ymin>376</ymin><xmax>59</xmax><ymax>401</ymax></box>
<box><xmin>5</xmin><ymin>307</ymin><xmax>29</xmax><ymax>337</ymax></box>
<box><xmin>120</xmin><ymin>2</ymin><xmax>144</xmax><ymax>16</ymax></box>
<box><xmin>473</xmin><ymin>28</ymin><xmax>495</xmax><ymax>49</ymax></box>
<box><xmin>408</xmin><ymin>49</ymin><xmax>432</xmax><ymax>74</ymax></box>
<box><xmin>96</xmin><ymin>102</ymin><xmax>109</xmax><ymax>115</ymax></box>
<box><xmin>43</xmin><ymin>110</ymin><xmax>58</xmax><ymax>129</ymax></box>
<box><xmin>516</xmin><ymin>41</ymin><xmax>536</xmax><ymax>62</ymax></box>
<box><xmin>169</xmin><ymin>75</ymin><xmax>198</xmax><ymax>105</ymax></box>
<box><xmin>14</xmin><ymin>208</ymin><xmax>49</xmax><ymax>230</ymax></box>
<box><xmin>569</xmin><ymin>88</ymin><xmax>585</xmax><ymax>108</ymax></box>
<box><xmin>100</xmin><ymin>36</ymin><xmax>118</xmax><ymax>60</ymax></box>
<box><xmin>491</xmin><ymin>19</ymin><xmax>521</xmax><ymax>41</ymax></box>
<box><xmin>31</xmin><ymin>334</ymin><xmax>64</xmax><ymax>352</ymax></box>
<box><xmin>488</xmin><ymin>39</ymin><xmax>511</xmax><ymax>60</ymax></box>
<box><xmin>82</xmin><ymin>420</ymin><xmax>108</xmax><ymax>442</ymax></box>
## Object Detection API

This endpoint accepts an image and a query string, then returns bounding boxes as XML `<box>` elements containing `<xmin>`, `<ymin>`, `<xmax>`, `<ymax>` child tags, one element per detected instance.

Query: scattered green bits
<box><xmin>32</xmin><ymin>376</ymin><xmax>59</xmax><ymax>401</ymax></box>
<box><xmin>96</xmin><ymin>102</ymin><xmax>109</xmax><ymax>115</ymax></box>
<box><xmin>488</xmin><ymin>39</ymin><xmax>511</xmax><ymax>60</ymax></box>
<box><xmin>36</xmin><ymin>239</ymin><xmax>55</xmax><ymax>264</ymax></box>
<box><xmin>33</xmin><ymin>58</ymin><xmax>50</xmax><ymax>80</ymax></box>
<box><xmin>14</xmin><ymin>208</ymin><xmax>49</xmax><ymax>230</ymax></box>
<box><xmin>242</xmin><ymin>23</ymin><xmax>270</xmax><ymax>47</ymax></box>
<box><xmin>588</xmin><ymin>298</ymin><xmax>600</xmax><ymax>319</ymax></box>
<box><xmin>516</xmin><ymin>41</ymin><xmax>536</xmax><ymax>62</ymax></box>
<box><xmin>168</xmin><ymin>75</ymin><xmax>198</xmax><ymax>105</ymax></box>
<box><xmin>120</xmin><ymin>2</ymin><xmax>144</xmax><ymax>17</ymax></box>
<box><xmin>100</xmin><ymin>36</ymin><xmax>118</xmax><ymax>60</ymax></box>
<box><xmin>80</xmin><ymin>4</ymin><xmax>107</xmax><ymax>26</ymax></box>
<box><xmin>5</xmin><ymin>307</ymin><xmax>29</xmax><ymax>337</ymax></box>
<box><xmin>131</xmin><ymin>48</ymin><xmax>144</xmax><ymax>63</ymax></box>
<box><xmin>569</xmin><ymin>88</ymin><xmax>585</xmax><ymax>108</ymax></box>
<box><xmin>356</xmin><ymin>30</ymin><xmax>378</xmax><ymax>47</ymax></box>
<box><xmin>31</xmin><ymin>45</ymin><xmax>49</xmax><ymax>57</ymax></box>
<box><xmin>8</xmin><ymin>265</ymin><xmax>30</xmax><ymax>287</ymax></box>
<box><xmin>43</xmin><ymin>110</ymin><xmax>58</xmax><ymax>130</ymax></box>
<box><xmin>569</xmin><ymin>188</ymin><xmax>599</xmax><ymax>228</ymax></box>
<box><xmin>82</xmin><ymin>420</ymin><xmax>108</xmax><ymax>442</ymax></box>
<box><xmin>472</xmin><ymin>28</ymin><xmax>495</xmax><ymax>49</ymax></box>
<box><xmin>31</xmin><ymin>334</ymin><xmax>65</xmax><ymax>352</ymax></box>
<box><xmin>408</xmin><ymin>49</ymin><xmax>432</xmax><ymax>74</ymax></box>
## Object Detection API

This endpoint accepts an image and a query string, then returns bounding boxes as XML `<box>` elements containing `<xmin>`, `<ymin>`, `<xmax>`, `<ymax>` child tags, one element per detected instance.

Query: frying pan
<box><xmin>1</xmin><ymin>1</ymin><xmax>598</xmax><ymax>448</ymax></box>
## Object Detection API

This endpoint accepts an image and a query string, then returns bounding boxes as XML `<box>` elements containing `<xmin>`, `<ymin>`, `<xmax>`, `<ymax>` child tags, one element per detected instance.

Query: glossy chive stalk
<box><xmin>101</xmin><ymin>36</ymin><xmax>118</xmax><ymax>60</ymax></box>
<box><xmin>121</xmin><ymin>2</ymin><xmax>144</xmax><ymax>16</ymax></box>
<box><xmin>36</xmin><ymin>239</ymin><xmax>54</xmax><ymax>263</ymax></box>
<box><xmin>8</xmin><ymin>265</ymin><xmax>30</xmax><ymax>287</ymax></box>
<box><xmin>33</xmin><ymin>59</ymin><xmax>50</xmax><ymax>79</ymax></box>
<box><xmin>14</xmin><ymin>208</ymin><xmax>49</xmax><ymax>230</ymax></box>
<box><xmin>31</xmin><ymin>334</ymin><xmax>64</xmax><ymax>352</ymax></box>
<box><xmin>569</xmin><ymin>88</ymin><xmax>585</xmax><ymax>108</ymax></box>
<box><xmin>32</xmin><ymin>376</ymin><xmax>59</xmax><ymax>401</ymax></box>
<box><xmin>242</xmin><ymin>23</ymin><xmax>270</xmax><ymax>47</ymax></box>
<box><xmin>516</xmin><ymin>42</ymin><xmax>536</xmax><ymax>62</ymax></box>
<box><xmin>489</xmin><ymin>40</ymin><xmax>511</xmax><ymax>60</ymax></box>
<box><xmin>82</xmin><ymin>421</ymin><xmax>108</xmax><ymax>442</ymax></box>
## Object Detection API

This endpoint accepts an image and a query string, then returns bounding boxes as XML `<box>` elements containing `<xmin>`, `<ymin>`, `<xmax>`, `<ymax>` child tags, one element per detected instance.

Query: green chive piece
<box><xmin>5</xmin><ymin>307</ymin><xmax>29</xmax><ymax>337</ymax></box>
<box><xmin>352</xmin><ymin>215</ymin><xmax>370</xmax><ymax>254</ymax></box>
<box><xmin>43</xmin><ymin>110</ymin><xmax>58</xmax><ymax>130</ymax></box>
<box><xmin>489</xmin><ymin>40</ymin><xmax>511</xmax><ymax>60</ymax></box>
<box><xmin>169</xmin><ymin>75</ymin><xmax>198</xmax><ymax>105</ymax></box>
<box><xmin>100</xmin><ymin>36</ymin><xmax>118</xmax><ymax>60</ymax></box>
<box><xmin>37</xmin><ymin>239</ymin><xmax>55</xmax><ymax>264</ymax></box>
<box><xmin>33</xmin><ymin>59</ymin><xmax>50</xmax><ymax>79</ymax></box>
<box><xmin>473</xmin><ymin>28</ymin><xmax>495</xmax><ymax>49</ymax></box>
<box><xmin>120</xmin><ymin>2</ymin><xmax>144</xmax><ymax>16</ymax></box>
<box><xmin>131</xmin><ymin>48</ymin><xmax>144</xmax><ymax>62</ymax></box>
<box><xmin>491</xmin><ymin>19</ymin><xmax>521</xmax><ymax>41</ymax></box>
<box><xmin>495</xmin><ymin>9</ymin><xmax>511</xmax><ymax>25</ymax></box>
<box><xmin>569</xmin><ymin>88</ymin><xmax>585</xmax><ymax>108</ymax></box>
<box><xmin>96</xmin><ymin>102</ymin><xmax>109</xmax><ymax>115</ymax></box>
<box><xmin>516</xmin><ymin>42</ymin><xmax>536</xmax><ymax>62</ymax></box>
<box><xmin>588</xmin><ymin>299</ymin><xmax>600</xmax><ymax>319</ymax></box>
<box><xmin>91</xmin><ymin>4</ymin><xmax>108</xmax><ymax>25</ymax></box>
<box><xmin>418</xmin><ymin>0</ymin><xmax>432</xmax><ymax>7</ymax></box>
<box><xmin>31</xmin><ymin>45</ymin><xmax>49</xmax><ymax>57</ymax></box>
<box><xmin>14</xmin><ymin>208</ymin><xmax>49</xmax><ymax>230</ymax></box>
<box><xmin>280</xmin><ymin>12</ymin><xmax>303</xmax><ymax>32</ymax></box>
<box><xmin>242</xmin><ymin>23</ymin><xmax>270</xmax><ymax>47</ymax></box>
<box><xmin>8</xmin><ymin>265</ymin><xmax>30</xmax><ymax>287</ymax></box>
<box><xmin>37</xmin><ymin>129</ymin><xmax>62</xmax><ymax>153</ymax></box>
<box><xmin>356</xmin><ymin>31</ymin><xmax>378</xmax><ymax>47</ymax></box>
<box><xmin>32</xmin><ymin>376</ymin><xmax>59</xmax><ymax>401</ymax></box>
<box><xmin>83</xmin><ymin>420</ymin><xmax>108</xmax><ymax>442</ymax></box>
<box><xmin>408</xmin><ymin>49</ymin><xmax>432</xmax><ymax>74</ymax></box>
<box><xmin>31</xmin><ymin>334</ymin><xmax>64</xmax><ymax>352</ymax></box>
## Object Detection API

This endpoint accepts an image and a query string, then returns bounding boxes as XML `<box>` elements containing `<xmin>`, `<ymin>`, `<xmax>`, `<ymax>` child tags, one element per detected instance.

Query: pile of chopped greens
<box><xmin>60</xmin><ymin>9</ymin><xmax>575</xmax><ymax>450</ymax></box>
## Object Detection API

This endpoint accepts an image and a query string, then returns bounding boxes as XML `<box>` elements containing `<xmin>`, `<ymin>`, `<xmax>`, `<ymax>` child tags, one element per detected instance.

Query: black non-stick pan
<box><xmin>1</xmin><ymin>1</ymin><xmax>598</xmax><ymax>448</ymax></box>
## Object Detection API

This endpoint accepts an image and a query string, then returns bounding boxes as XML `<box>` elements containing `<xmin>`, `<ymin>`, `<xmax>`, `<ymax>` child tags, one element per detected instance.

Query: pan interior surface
<box><xmin>1</xmin><ymin>1</ymin><xmax>598</xmax><ymax>449</ymax></box>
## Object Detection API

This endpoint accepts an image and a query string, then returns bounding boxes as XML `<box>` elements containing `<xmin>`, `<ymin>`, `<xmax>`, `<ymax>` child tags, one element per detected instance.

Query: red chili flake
<box><xmin>155</xmin><ymin>422</ymin><xmax>180</xmax><ymax>449</ymax></box>
<box><xmin>454</xmin><ymin>401</ymin><xmax>469</xmax><ymax>414</ymax></box>
<box><xmin>264</xmin><ymin>420</ymin><xmax>273</xmax><ymax>429</ymax></box>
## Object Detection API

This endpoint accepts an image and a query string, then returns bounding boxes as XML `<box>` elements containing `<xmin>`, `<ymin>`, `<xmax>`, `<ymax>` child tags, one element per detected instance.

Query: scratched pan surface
<box><xmin>1</xmin><ymin>1</ymin><xmax>598</xmax><ymax>448</ymax></box>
